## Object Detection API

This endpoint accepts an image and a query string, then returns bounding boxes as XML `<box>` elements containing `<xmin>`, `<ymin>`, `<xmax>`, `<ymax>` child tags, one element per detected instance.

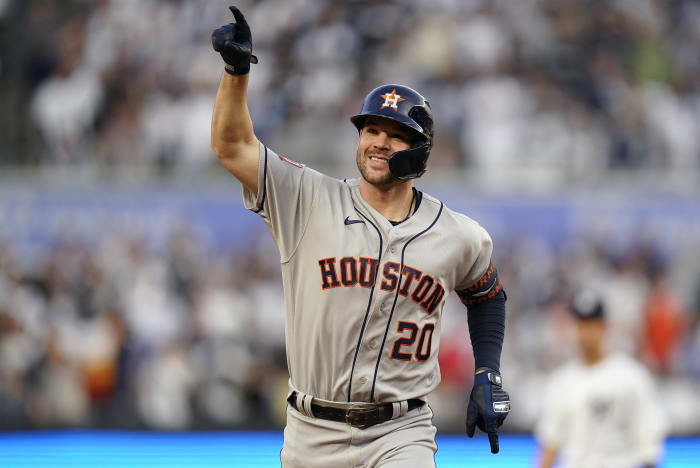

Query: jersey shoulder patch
<box><xmin>279</xmin><ymin>154</ymin><xmax>304</xmax><ymax>168</ymax></box>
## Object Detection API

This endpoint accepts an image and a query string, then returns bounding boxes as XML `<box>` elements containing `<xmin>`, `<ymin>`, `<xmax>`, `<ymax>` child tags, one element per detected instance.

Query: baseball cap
<box><xmin>571</xmin><ymin>289</ymin><xmax>606</xmax><ymax>321</ymax></box>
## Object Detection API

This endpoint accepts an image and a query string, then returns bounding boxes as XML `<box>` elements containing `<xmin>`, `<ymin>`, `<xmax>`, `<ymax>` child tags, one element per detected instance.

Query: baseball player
<box><xmin>211</xmin><ymin>6</ymin><xmax>509</xmax><ymax>467</ymax></box>
<box><xmin>535</xmin><ymin>289</ymin><xmax>667</xmax><ymax>468</ymax></box>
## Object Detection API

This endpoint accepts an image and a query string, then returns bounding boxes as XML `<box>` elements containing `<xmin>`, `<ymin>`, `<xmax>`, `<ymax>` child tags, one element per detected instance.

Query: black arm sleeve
<box><xmin>466</xmin><ymin>289</ymin><xmax>506</xmax><ymax>371</ymax></box>
<box><xmin>456</xmin><ymin>263</ymin><xmax>506</xmax><ymax>372</ymax></box>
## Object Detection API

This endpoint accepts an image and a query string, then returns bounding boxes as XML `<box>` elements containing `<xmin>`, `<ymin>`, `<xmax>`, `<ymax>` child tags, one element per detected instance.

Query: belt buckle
<box><xmin>345</xmin><ymin>407</ymin><xmax>377</xmax><ymax>429</ymax></box>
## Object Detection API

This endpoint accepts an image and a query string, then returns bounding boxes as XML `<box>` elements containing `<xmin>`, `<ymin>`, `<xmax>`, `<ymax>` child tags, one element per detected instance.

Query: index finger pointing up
<box><xmin>229</xmin><ymin>6</ymin><xmax>248</xmax><ymax>26</ymax></box>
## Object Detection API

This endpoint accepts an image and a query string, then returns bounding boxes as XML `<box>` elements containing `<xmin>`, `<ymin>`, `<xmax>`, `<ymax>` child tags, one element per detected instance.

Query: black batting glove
<box><xmin>211</xmin><ymin>6</ymin><xmax>258</xmax><ymax>75</ymax></box>
<box><xmin>466</xmin><ymin>368</ymin><xmax>511</xmax><ymax>454</ymax></box>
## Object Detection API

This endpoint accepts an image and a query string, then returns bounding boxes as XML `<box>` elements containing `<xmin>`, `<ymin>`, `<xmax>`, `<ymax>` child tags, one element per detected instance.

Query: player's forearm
<box><xmin>458</xmin><ymin>262</ymin><xmax>506</xmax><ymax>371</ymax></box>
<box><xmin>211</xmin><ymin>72</ymin><xmax>257</xmax><ymax>158</ymax></box>
<box><xmin>539</xmin><ymin>447</ymin><xmax>557</xmax><ymax>468</ymax></box>
<box><xmin>210</xmin><ymin>72</ymin><xmax>260</xmax><ymax>193</ymax></box>
<box><xmin>466</xmin><ymin>288</ymin><xmax>506</xmax><ymax>371</ymax></box>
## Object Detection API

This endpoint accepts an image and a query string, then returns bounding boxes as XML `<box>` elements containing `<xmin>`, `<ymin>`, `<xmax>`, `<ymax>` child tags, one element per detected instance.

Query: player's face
<box><xmin>575</xmin><ymin>319</ymin><xmax>606</xmax><ymax>355</ymax></box>
<box><xmin>356</xmin><ymin>117</ymin><xmax>413</xmax><ymax>186</ymax></box>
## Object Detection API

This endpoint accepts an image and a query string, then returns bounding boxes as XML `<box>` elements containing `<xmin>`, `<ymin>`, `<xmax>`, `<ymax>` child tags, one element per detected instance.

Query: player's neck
<box><xmin>359</xmin><ymin>179</ymin><xmax>415</xmax><ymax>222</ymax></box>
<box><xmin>582</xmin><ymin>348</ymin><xmax>606</xmax><ymax>366</ymax></box>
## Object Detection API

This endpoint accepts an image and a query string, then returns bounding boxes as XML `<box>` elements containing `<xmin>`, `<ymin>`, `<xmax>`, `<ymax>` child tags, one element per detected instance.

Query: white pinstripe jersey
<box><xmin>243</xmin><ymin>143</ymin><xmax>493</xmax><ymax>403</ymax></box>
<box><xmin>535</xmin><ymin>353</ymin><xmax>667</xmax><ymax>468</ymax></box>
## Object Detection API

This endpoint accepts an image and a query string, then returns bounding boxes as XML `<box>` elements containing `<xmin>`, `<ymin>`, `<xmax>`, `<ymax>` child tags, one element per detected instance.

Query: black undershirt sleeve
<box><xmin>465</xmin><ymin>289</ymin><xmax>506</xmax><ymax>371</ymax></box>
<box><xmin>456</xmin><ymin>263</ymin><xmax>506</xmax><ymax>372</ymax></box>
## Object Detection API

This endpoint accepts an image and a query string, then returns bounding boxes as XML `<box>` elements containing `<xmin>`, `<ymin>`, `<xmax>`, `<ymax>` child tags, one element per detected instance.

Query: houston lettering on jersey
<box><xmin>317</xmin><ymin>257</ymin><xmax>445</xmax><ymax>314</ymax></box>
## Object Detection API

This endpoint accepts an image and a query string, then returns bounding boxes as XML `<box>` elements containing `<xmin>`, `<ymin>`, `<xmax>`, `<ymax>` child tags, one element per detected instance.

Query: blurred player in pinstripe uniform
<box><xmin>536</xmin><ymin>289</ymin><xmax>667</xmax><ymax>468</ymax></box>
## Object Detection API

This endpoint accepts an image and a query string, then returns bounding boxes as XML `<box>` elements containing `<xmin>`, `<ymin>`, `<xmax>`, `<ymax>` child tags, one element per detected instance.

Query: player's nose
<box><xmin>372</xmin><ymin>132</ymin><xmax>391</xmax><ymax>149</ymax></box>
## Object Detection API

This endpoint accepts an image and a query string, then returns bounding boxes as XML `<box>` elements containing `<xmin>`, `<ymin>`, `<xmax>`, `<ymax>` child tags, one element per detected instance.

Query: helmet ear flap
<box><xmin>388</xmin><ymin>140</ymin><xmax>432</xmax><ymax>180</ymax></box>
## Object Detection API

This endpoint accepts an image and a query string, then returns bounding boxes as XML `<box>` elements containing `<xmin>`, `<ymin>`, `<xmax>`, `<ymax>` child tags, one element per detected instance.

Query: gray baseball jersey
<box><xmin>243</xmin><ymin>142</ymin><xmax>493</xmax><ymax>404</ymax></box>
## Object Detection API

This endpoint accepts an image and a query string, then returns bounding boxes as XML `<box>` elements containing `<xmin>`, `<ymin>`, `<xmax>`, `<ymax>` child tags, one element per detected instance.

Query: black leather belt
<box><xmin>287</xmin><ymin>391</ymin><xmax>424</xmax><ymax>429</ymax></box>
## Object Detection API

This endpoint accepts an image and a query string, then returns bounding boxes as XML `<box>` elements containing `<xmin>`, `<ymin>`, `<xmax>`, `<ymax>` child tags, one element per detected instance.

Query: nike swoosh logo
<box><xmin>344</xmin><ymin>216</ymin><xmax>365</xmax><ymax>225</ymax></box>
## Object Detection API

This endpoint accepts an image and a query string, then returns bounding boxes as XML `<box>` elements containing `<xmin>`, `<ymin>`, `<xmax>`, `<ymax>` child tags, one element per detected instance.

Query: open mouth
<box><xmin>368</xmin><ymin>154</ymin><xmax>389</xmax><ymax>163</ymax></box>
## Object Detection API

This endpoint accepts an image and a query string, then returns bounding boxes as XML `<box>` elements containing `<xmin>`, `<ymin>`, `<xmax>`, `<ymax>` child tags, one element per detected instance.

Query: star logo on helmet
<box><xmin>380</xmin><ymin>89</ymin><xmax>405</xmax><ymax>110</ymax></box>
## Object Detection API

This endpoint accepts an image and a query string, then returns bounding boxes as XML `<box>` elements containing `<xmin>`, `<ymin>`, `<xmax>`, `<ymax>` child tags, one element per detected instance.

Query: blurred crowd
<box><xmin>0</xmin><ymin>225</ymin><xmax>291</xmax><ymax>430</ymax></box>
<box><xmin>1</xmin><ymin>217</ymin><xmax>700</xmax><ymax>433</ymax></box>
<box><xmin>1</xmin><ymin>0</ymin><xmax>699</xmax><ymax>176</ymax></box>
